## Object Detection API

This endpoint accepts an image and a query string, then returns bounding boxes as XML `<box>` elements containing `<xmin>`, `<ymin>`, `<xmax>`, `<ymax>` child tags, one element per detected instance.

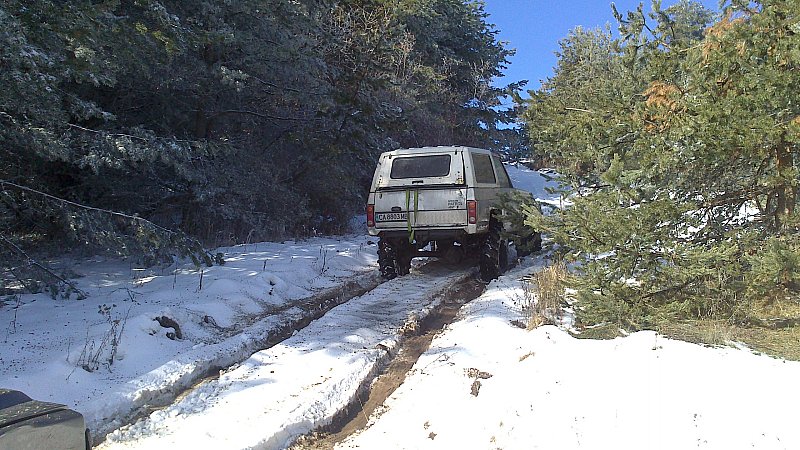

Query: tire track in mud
<box><xmin>91</xmin><ymin>271</ymin><xmax>382</xmax><ymax>445</ymax></box>
<box><xmin>98</xmin><ymin>263</ymin><xmax>477</xmax><ymax>449</ymax></box>
<box><xmin>291</xmin><ymin>277</ymin><xmax>486</xmax><ymax>449</ymax></box>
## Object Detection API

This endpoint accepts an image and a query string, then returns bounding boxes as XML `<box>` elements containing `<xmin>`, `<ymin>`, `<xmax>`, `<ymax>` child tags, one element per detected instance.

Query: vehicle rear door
<box><xmin>373</xmin><ymin>152</ymin><xmax>469</xmax><ymax>229</ymax></box>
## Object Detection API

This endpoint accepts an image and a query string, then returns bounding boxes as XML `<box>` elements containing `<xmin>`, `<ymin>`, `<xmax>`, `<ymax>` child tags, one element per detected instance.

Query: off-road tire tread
<box><xmin>480</xmin><ymin>218</ymin><xmax>502</xmax><ymax>281</ymax></box>
<box><xmin>499</xmin><ymin>239</ymin><xmax>509</xmax><ymax>272</ymax></box>
<box><xmin>396</xmin><ymin>243</ymin><xmax>412</xmax><ymax>276</ymax></box>
<box><xmin>378</xmin><ymin>239</ymin><xmax>398</xmax><ymax>280</ymax></box>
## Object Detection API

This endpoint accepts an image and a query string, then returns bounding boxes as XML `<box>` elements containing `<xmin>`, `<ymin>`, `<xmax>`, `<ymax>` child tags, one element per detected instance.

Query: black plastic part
<box><xmin>0</xmin><ymin>389</ymin><xmax>88</xmax><ymax>450</ymax></box>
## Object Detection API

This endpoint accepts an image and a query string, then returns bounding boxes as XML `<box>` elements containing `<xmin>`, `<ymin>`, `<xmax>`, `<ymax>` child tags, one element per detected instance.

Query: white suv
<box><xmin>367</xmin><ymin>146</ymin><xmax>541</xmax><ymax>280</ymax></box>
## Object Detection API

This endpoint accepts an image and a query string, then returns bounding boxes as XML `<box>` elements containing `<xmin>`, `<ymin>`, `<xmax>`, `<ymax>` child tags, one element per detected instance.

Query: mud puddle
<box><xmin>291</xmin><ymin>276</ymin><xmax>486</xmax><ymax>449</ymax></box>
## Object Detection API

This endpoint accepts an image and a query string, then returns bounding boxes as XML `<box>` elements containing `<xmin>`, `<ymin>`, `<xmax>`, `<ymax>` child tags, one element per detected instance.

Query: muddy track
<box><xmin>291</xmin><ymin>277</ymin><xmax>486</xmax><ymax>449</ymax></box>
<box><xmin>98</xmin><ymin>260</ymin><xmax>480</xmax><ymax>449</ymax></box>
<box><xmin>92</xmin><ymin>271</ymin><xmax>382</xmax><ymax>445</ymax></box>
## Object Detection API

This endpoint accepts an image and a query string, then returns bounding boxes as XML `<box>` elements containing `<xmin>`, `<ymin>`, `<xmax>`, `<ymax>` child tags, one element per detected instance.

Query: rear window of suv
<box><xmin>390</xmin><ymin>155</ymin><xmax>451</xmax><ymax>179</ymax></box>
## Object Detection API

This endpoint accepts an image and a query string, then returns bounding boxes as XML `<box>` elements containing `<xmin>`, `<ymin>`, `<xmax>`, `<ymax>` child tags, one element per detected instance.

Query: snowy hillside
<box><xmin>505</xmin><ymin>162</ymin><xmax>564</xmax><ymax>210</ymax></box>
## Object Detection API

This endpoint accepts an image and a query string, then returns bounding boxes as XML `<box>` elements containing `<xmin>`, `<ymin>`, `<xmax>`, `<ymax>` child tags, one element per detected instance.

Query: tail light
<box><xmin>367</xmin><ymin>204</ymin><xmax>375</xmax><ymax>227</ymax></box>
<box><xmin>467</xmin><ymin>200</ymin><xmax>477</xmax><ymax>224</ymax></box>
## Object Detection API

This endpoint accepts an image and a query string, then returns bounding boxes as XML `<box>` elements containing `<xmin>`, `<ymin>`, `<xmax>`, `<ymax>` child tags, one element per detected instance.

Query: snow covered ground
<box><xmin>99</xmin><ymin>265</ymin><xmax>474</xmax><ymax>449</ymax></box>
<box><xmin>0</xmin><ymin>235</ymin><xmax>380</xmax><ymax>439</ymax></box>
<box><xmin>506</xmin><ymin>162</ymin><xmax>568</xmax><ymax>211</ymax></box>
<box><xmin>339</xmin><ymin>259</ymin><xmax>800</xmax><ymax>450</ymax></box>
<box><xmin>3</xmin><ymin>166</ymin><xmax>799</xmax><ymax>449</ymax></box>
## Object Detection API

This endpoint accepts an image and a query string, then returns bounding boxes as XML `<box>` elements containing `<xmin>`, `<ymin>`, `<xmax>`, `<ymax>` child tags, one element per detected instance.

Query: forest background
<box><xmin>1</xmin><ymin>0</ymin><xmax>522</xmax><ymax>284</ymax></box>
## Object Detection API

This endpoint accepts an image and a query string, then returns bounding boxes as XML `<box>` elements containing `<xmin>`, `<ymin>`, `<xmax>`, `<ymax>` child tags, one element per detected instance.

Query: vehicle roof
<box><xmin>380</xmin><ymin>146</ymin><xmax>492</xmax><ymax>157</ymax></box>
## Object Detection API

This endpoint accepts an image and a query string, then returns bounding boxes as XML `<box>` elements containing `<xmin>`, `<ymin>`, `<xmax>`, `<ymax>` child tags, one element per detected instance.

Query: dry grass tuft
<box><xmin>523</xmin><ymin>261</ymin><xmax>568</xmax><ymax>329</ymax></box>
<box><xmin>658</xmin><ymin>319</ymin><xmax>800</xmax><ymax>362</ymax></box>
<box><xmin>655</xmin><ymin>296</ymin><xmax>800</xmax><ymax>361</ymax></box>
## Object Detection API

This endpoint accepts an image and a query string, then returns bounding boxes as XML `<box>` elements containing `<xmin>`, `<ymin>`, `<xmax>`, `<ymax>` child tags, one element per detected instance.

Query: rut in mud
<box><xmin>92</xmin><ymin>272</ymin><xmax>381</xmax><ymax>444</ymax></box>
<box><xmin>99</xmin><ymin>263</ymin><xmax>476</xmax><ymax>449</ymax></box>
<box><xmin>292</xmin><ymin>277</ymin><xmax>486</xmax><ymax>449</ymax></box>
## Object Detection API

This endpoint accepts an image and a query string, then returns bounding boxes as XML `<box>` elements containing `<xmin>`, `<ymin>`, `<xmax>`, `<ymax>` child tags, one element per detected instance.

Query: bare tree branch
<box><xmin>209</xmin><ymin>110</ymin><xmax>310</xmax><ymax>122</ymax></box>
<box><xmin>0</xmin><ymin>180</ymin><xmax>177</xmax><ymax>236</ymax></box>
<box><xmin>67</xmin><ymin>123</ymin><xmax>149</xmax><ymax>142</ymax></box>
<box><xmin>0</xmin><ymin>234</ymin><xmax>87</xmax><ymax>299</ymax></box>
<box><xmin>564</xmin><ymin>107</ymin><xmax>596</xmax><ymax>114</ymax></box>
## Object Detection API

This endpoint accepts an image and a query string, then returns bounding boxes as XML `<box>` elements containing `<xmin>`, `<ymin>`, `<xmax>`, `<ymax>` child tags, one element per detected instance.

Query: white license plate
<box><xmin>375</xmin><ymin>212</ymin><xmax>408</xmax><ymax>222</ymax></box>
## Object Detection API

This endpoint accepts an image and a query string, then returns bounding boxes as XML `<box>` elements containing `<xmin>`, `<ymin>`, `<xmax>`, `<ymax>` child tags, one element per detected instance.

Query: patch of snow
<box><xmin>505</xmin><ymin>163</ymin><xmax>568</xmax><ymax>211</ymax></box>
<box><xmin>4</xmin><ymin>166</ymin><xmax>797</xmax><ymax>450</ymax></box>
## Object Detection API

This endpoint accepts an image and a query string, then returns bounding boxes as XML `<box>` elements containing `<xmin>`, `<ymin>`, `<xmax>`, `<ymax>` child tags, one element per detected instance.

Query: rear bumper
<box><xmin>368</xmin><ymin>224</ymin><xmax>485</xmax><ymax>241</ymax></box>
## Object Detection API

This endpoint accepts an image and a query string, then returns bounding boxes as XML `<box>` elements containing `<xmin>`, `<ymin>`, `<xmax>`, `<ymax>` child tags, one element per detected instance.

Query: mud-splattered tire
<box><xmin>396</xmin><ymin>242</ymin><xmax>413</xmax><ymax>276</ymax></box>
<box><xmin>516</xmin><ymin>231</ymin><xmax>542</xmax><ymax>258</ymax></box>
<box><xmin>379</xmin><ymin>239</ymin><xmax>413</xmax><ymax>279</ymax></box>
<box><xmin>480</xmin><ymin>219</ymin><xmax>502</xmax><ymax>281</ymax></box>
<box><xmin>499</xmin><ymin>238</ymin><xmax>509</xmax><ymax>272</ymax></box>
<box><xmin>378</xmin><ymin>239</ymin><xmax>398</xmax><ymax>279</ymax></box>
<box><xmin>530</xmin><ymin>232</ymin><xmax>542</xmax><ymax>252</ymax></box>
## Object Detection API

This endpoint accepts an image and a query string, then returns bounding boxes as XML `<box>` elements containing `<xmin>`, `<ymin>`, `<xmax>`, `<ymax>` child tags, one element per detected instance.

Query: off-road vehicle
<box><xmin>366</xmin><ymin>146</ymin><xmax>541</xmax><ymax>280</ymax></box>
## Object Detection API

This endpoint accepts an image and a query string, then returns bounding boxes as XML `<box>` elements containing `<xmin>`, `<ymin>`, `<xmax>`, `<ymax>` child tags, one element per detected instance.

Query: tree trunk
<box><xmin>774</xmin><ymin>141</ymin><xmax>795</xmax><ymax>230</ymax></box>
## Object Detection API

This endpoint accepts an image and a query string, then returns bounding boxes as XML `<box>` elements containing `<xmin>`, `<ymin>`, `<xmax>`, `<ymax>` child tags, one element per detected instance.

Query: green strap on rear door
<box><xmin>405</xmin><ymin>188</ymin><xmax>419</xmax><ymax>243</ymax></box>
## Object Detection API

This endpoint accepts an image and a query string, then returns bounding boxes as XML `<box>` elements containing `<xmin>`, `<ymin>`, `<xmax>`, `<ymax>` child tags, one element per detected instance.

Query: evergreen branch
<box><xmin>0</xmin><ymin>180</ymin><xmax>177</xmax><ymax>237</ymax></box>
<box><xmin>67</xmin><ymin>124</ymin><xmax>198</xmax><ymax>145</ymax></box>
<box><xmin>209</xmin><ymin>109</ymin><xmax>310</xmax><ymax>122</ymax></box>
<box><xmin>696</xmin><ymin>186</ymin><xmax>768</xmax><ymax>209</ymax></box>
<box><xmin>639</xmin><ymin>280</ymin><xmax>694</xmax><ymax>301</ymax></box>
<box><xmin>1</xmin><ymin>180</ymin><xmax>215</xmax><ymax>267</ymax></box>
<box><xmin>4</xmin><ymin>264</ymin><xmax>39</xmax><ymax>295</ymax></box>
<box><xmin>564</xmin><ymin>107</ymin><xmax>596</xmax><ymax>114</ymax></box>
<box><xmin>67</xmin><ymin>123</ymin><xmax>149</xmax><ymax>142</ymax></box>
<box><xmin>0</xmin><ymin>233</ymin><xmax>87</xmax><ymax>299</ymax></box>
<box><xmin>247</xmin><ymin>74</ymin><xmax>302</xmax><ymax>93</ymax></box>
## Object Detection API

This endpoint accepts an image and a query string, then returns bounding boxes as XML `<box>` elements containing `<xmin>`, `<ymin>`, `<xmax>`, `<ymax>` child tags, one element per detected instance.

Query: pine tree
<box><xmin>520</xmin><ymin>1</ymin><xmax>800</xmax><ymax>327</ymax></box>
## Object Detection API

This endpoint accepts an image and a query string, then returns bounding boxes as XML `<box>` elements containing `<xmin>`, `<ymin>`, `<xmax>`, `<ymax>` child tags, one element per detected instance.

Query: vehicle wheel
<box><xmin>499</xmin><ymin>238</ymin><xmax>509</xmax><ymax>272</ymax></box>
<box><xmin>530</xmin><ymin>232</ymin><xmax>543</xmax><ymax>252</ymax></box>
<box><xmin>480</xmin><ymin>218</ymin><xmax>502</xmax><ymax>281</ymax></box>
<box><xmin>396</xmin><ymin>241</ymin><xmax>413</xmax><ymax>276</ymax></box>
<box><xmin>378</xmin><ymin>238</ymin><xmax>398</xmax><ymax>280</ymax></box>
<box><xmin>516</xmin><ymin>231</ymin><xmax>542</xmax><ymax>257</ymax></box>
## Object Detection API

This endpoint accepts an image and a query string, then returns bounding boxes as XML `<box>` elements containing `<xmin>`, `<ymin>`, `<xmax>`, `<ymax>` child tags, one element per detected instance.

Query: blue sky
<box><xmin>483</xmin><ymin>0</ymin><xmax>720</xmax><ymax>93</ymax></box>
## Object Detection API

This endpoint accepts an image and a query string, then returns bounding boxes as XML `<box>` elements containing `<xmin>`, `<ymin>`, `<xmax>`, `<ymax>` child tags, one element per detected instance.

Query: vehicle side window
<box><xmin>492</xmin><ymin>156</ymin><xmax>512</xmax><ymax>188</ymax></box>
<box><xmin>472</xmin><ymin>153</ymin><xmax>496</xmax><ymax>184</ymax></box>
